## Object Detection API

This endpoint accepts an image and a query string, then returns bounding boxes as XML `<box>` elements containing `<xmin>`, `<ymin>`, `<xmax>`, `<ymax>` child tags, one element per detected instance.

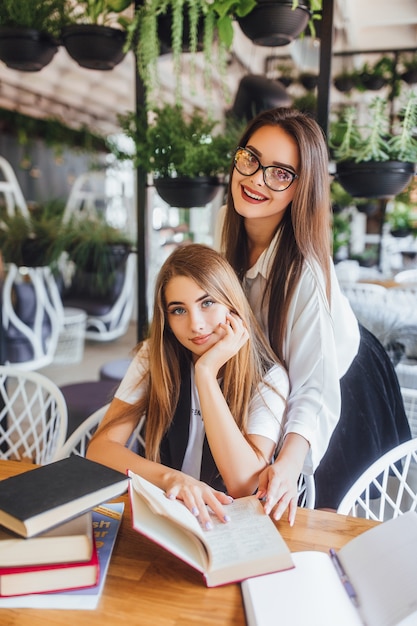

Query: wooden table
<box><xmin>0</xmin><ymin>460</ymin><xmax>378</xmax><ymax>626</ymax></box>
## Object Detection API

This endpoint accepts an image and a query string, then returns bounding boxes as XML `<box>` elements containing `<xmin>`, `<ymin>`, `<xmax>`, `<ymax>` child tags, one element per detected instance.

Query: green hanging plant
<box><xmin>330</xmin><ymin>92</ymin><xmax>417</xmax><ymax>163</ymax></box>
<box><xmin>125</xmin><ymin>0</ymin><xmax>256</xmax><ymax>107</ymax></box>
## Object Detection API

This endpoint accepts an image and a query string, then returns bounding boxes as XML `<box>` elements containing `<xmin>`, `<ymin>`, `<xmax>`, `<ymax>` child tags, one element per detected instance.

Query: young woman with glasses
<box><xmin>87</xmin><ymin>244</ymin><xmax>288</xmax><ymax>529</ymax></box>
<box><xmin>220</xmin><ymin>107</ymin><xmax>410</xmax><ymax>520</ymax></box>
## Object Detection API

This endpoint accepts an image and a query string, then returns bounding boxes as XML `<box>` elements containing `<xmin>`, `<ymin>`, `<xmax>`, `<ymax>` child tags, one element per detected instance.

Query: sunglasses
<box><xmin>233</xmin><ymin>146</ymin><xmax>298</xmax><ymax>192</ymax></box>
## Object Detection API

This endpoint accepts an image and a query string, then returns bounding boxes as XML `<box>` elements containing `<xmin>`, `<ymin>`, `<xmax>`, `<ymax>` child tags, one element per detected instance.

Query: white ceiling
<box><xmin>0</xmin><ymin>0</ymin><xmax>416</xmax><ymax>136</ymax></box>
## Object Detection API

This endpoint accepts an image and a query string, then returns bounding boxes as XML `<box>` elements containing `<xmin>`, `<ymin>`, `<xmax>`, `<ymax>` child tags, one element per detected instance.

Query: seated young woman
<box><xmin>87</xmin><ymin>244</ymin><xmax>299</xmax><ymax>529</ymax></box>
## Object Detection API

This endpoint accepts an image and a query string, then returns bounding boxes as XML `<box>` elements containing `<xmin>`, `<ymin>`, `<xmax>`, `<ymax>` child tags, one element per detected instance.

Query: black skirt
<box><xmin>314</xmin><ymin>324</ymin><xmax>411</xmax><ymax>509</ymax></box>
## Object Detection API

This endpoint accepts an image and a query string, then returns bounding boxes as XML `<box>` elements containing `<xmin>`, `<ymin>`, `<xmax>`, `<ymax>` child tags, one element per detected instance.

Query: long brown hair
<box><xmin>221</xmin><ymin>107</ymin><xmax>332</xmax><ymax>362</ymax></box>
<box><xmin>115</xmin><ymin>244</ymin><xmax>285</xmax><ymax>462</ymax></box>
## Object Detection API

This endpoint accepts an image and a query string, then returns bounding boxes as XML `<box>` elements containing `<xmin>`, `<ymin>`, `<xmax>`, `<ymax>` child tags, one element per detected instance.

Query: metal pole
<box><xmin>134</xmin><ymin>0</ymin><xmax>148</xmax><ymax>342</ymax></box>
<box><xmin>316</xmin><ymin>0</ymin><xmax>334</xmax><ymax>138</ymax></box>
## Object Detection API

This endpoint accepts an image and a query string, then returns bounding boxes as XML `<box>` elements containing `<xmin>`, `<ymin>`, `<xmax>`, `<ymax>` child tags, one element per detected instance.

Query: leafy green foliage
<box><xmin>330</xmin><ymin>92</ymin><xmax>417</xmax><ymax>163</ymax></box>
<box><xmin>66</xmin><ymin>0</ymin><xmax>132</xmax><ymax>27</ymax></box>
<box><xmin>113</xmin><ymin>104</ymin><xmax>244</xmax><ymax>178</ymax></box>
<box><xmin>0</xmin><ymin>201</ymin><xmax>66</xmax><ymax>267</ymax></box>
<box><xmin>125</xmin><ymin>0</ymin><xmax>255</xmax><ymax>106</ymax></box>
<box><xmin>0</xmin><ymin>0</ymin><xmax>69</xmax><ymax>37</ymax></box>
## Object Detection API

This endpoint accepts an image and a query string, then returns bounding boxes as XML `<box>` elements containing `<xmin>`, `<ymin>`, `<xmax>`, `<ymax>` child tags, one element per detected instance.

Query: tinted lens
<box><xmin>265</xmin><ymin>167</ymin><xmax>295</xmax><ymax>191</ymax></box>
<box><xmin>234</xmin><ymin>148</ymin><xmax>259</xmax><ymax>175</ymax></box>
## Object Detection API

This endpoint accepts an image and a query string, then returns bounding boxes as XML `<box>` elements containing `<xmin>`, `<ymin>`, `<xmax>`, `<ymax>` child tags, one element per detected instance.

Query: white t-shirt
<box><xmin>243</xmin><ymin>232</ymin><xmax>360</xmax><ymax>473</ymax></box>
<box><xmin>115</xmin><ymin>342</ymin><xmax>289</xmax><ymax>479</ymax></box>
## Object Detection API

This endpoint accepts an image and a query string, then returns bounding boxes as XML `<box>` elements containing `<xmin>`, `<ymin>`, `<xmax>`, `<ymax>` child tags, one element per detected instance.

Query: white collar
<box><xmin>245</xmin><ymin>230</ymin><xmax>279</xmax><ymax>280</ymax></box>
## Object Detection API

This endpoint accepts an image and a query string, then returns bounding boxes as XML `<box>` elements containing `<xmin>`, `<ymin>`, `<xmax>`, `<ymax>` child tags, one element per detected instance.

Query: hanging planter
<box><xmin>299</xmin><ymin>72</ymin><xmax>318</xmax><ymax>90</ymax></box>
<box><xmin>237</xmin><ymin>0</ymin><xmax>311</xmax><ymax>47</ymax></box>
<box><xmin>336</xmin><ymin>161</ymin><xmax>415</xmax><ymax>199</ymax></box>
<box><xmin>232</xmin><ymin>74</ymin><xmax>291</xmax><ymax>122</ymax></box>
<box><xmin>331</xmin><ymin>94</ymin><xmax>417</xmax><ymax>199</ymax></box>
<box><xmin>0</xmin><ymin>26</ymin><xmax>58</xmax><ymax>71</ymax></box>
<box><xmin>333</xmin><ymin>74</ymin><xmax>356</xmax><ymax>93</ymax></box>
<box><xmin>154</xmin><ymin>177</ymin><xmax>222</xmax><ymax>208</ymax></box>
<box><xmin>61</xmin><ymin>24</ymin><xmax>127</xmax><ymax>70</ymax></box>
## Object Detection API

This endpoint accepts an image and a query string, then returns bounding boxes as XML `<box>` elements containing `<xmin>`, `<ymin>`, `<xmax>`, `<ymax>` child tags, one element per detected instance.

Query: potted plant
<box><xmin>386</xmin><ymin>182</ymin><xmax>417</xmax><ymax>238</ymax></box>
<box><xmin>333</xmin><ymin>68</ymin><xmax>360</xmax><ymax>94</ymax></box>
<box><xmin>330</xmin><ymin>92</ymin><xmax>417</xmax><ymax>199</ymax></box>
<box><xmin>126</xmin><ymin>0</ymin><xmax>256</xmax><ymax>105</ymax></box>
<box><xmin>113</xmin><ymin>103</ymin><xmax>243</xmax><ymax>207</ymax></box>
<box><xmin>400</xmin><ymin>52</ymin><xmax>417</xmax><ymax>86</ymax></box>
<box><xmin>236</xmin><ymin>0</ymin><xmax>321</xmax><ymax>48</ymax></box>
<box><xmin>357</xmin><ymin>56</ymin><xmax>394</xmax><ymax>91</ymax></box>
<box><xmin>61</xmin><ymin>0</ymin><xmax>132</xmax><ymax>70</ymax></box>
<box><xmin>60</xmin><ymin>213</ymin><xmax>135</xmax><ymax>297</ymax></box>
<box><xmin>0</xmin><ymin>201</ymin><xmax>67</xmax><ymax>269</ymax></box>
<box><xmin>0</xmin><ymin>0</ymin><xmax>68</xmax><ymax>71</ymax></box>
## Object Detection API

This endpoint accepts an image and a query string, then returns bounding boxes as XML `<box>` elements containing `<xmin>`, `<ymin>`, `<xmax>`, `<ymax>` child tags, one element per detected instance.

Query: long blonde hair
<box><xmin>122</xmin><ymin>244</ymin><xmax>285</xmax><ymax>462</ymax></box>
<box><xmin>222</xmin><ymin>107</ymin><xmax>332</xmax><ymax>362</ymax></box>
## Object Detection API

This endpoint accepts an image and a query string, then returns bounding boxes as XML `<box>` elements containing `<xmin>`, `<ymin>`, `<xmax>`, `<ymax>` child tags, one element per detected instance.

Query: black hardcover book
<box><xmin>0</xmin><ymin>456</ymin><xmax>129</xmax><ymax>537</ymax></box>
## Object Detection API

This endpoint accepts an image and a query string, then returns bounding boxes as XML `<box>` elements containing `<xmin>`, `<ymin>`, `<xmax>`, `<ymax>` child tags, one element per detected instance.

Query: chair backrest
<box><xmin>401</xmin><ymin>387</ymin><xmax>417</xmax><ymax>439</ymax></box>
<box><xmin>337</xmin><ymin>437</ymin><xmax>417</xmax><ymax>521</ymax></box>
<box><xmin>53</xmin><ymin>403</ymin><xmax>146</xmax><ymax>461</ymax></box>
<box><xmin>0</xmin><ymin>365</ymin><xmax>68</xmax><ymax>464</ymax></box>
<box><xmin>83</xmin><ymin>252</ymin><xmax>137</xmax><ymax>342</ymax></box>
<box><xmin>0</xmin><ymin>155</ymin><xmax>29</xmax><ymax>216</ymax></box>
<box><xmin>297</xmin><ymin>473</ymin><xmax>315</xmax><ymax>509</ymax></box>
<box><xmin>2</xmin><ymin>264</ymin><xmax>64</xmax><ymax>370</ymax></box>
<box><xmin>394</xmin><ymin>269</ymin><xmax>417</xmax><ymax>285</ymax></box>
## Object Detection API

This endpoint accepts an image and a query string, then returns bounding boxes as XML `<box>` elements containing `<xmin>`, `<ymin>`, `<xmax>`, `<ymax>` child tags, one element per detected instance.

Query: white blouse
<box><xmin>115</xmin><ymin>342</ymin><xmax>289</xmax><ymax>477</ymax></box>
<box><xmin>244</xmin><ymin>233</ymin><xmax>360</xmax><ymax>474</ymax></box>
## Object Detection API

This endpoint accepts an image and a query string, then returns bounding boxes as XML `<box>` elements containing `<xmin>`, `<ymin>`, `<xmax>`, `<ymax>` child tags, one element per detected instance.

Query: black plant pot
<box><xmin>154</xmin><ymin>177</ymin><xmax>222</xmax><ymax>208</ymax></box>
<box><xmin>300</xmin><ymin>73</ymin><xmax>318</xmax><ymax>90</ymax></box>
<box><xmin>62</xmin><ymin>25</ymin><xmax>127</xmax><ymax>70</ymax></box>
<box><xmin>232</xmin><ymin>74</ymin><xmax>291</xmax><ymax>121</ymax></box>
<box><xmin>360</xmin><ymin>73</ymin><xmax>387</xmax><ymax>91</ymax></box>
<box><xmin>333</xmin><ymin>76</ymin><xmax>355</xmax><ymax>93</ymax></box>
<box><xmin>401</xmin><ymin>69</ymin><xmax>417</xmax><ymax>85</ymax></box>
<box><xmin>0</xmin><ymin>27</ymin><xmax>58</xmax><ymax>71</ymax></box>
<box><xmin>237</xmin><ymin>0</ymin><xmax>310</xmax><ymax>47</ymax></box>
<box><xmin>336</xmin><ymin>161</ymin><xmax>416</xmax><ymax>199</ymax></box>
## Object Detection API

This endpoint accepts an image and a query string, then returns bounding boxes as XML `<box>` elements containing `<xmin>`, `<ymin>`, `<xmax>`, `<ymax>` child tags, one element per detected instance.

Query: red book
<box><xmin>0</xmin><ymin>537</ymin><xmax>99</xmax><ymax>597</ymax></box>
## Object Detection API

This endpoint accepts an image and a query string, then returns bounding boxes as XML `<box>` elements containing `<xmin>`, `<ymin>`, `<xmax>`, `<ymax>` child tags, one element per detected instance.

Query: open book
<box><xmin>242</xmin><ymin>511</ymin><xmax>417</xmax><ymax>626</ymax></box>
<box><xmin>128</xmin><ymin>471</ymin><xmax>293</xmax><ymax>587</ymax></box>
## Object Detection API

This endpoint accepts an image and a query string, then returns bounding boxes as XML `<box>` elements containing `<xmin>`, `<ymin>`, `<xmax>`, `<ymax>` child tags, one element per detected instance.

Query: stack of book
<box><xmin>0</xmin><ymin>456</ymin><xmax>129</xmax><ymax>607</ymax></box>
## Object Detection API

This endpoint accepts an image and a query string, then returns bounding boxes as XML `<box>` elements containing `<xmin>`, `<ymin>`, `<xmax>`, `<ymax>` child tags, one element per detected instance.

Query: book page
<box><xmin>129</xmin><ymin>473</ymin><xmax>208</xmax><ymax>572</ymax></box>
<box><xmin>241</xmin><ymin>551</ymin><xmax>362</xmax><ymax>626</ymax></box>
<box><xmin>205</xmin><ymin>496</ymin><xmax>291</xmax><ymax>575</ymax></box>
<box><xmin>339</xmin><ymin>511</ymin><xmax>417</xmax><ymax>626</ymax></box>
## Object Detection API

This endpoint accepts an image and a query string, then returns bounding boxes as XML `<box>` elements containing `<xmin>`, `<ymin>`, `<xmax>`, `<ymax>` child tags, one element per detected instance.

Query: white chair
<box><xmin>2</xmin><ymin>264</ymin><xmax>64</xmax><ymax>370</ymax></box>
<box><xmin>337</xmin><ymin>438</ymin><xmax>417</xmax><ymax>521</ymax></box>
<box><xmin>297</xmin><ymin>473</ymin><xmax>315</xmax><ymax>509</ymax></box>
<box><xmin>0</xmin><ymin>365</ymin><xmax>68</xmax><ymax>464</ymax></box>
<box><xmin>0</xmin><ymin>155</ymin><xmax>29</xmax><ymax>217</ymax></box>
<box><xmin>53</xmin><ymin>403</ymin><xmax>146</xmax><ymax>460</ymax></box>
<box><xmin>401</xmin><ymin>387</ymin><xmax>417</xmax><ymax>438</ymax></box>
<box><xmin>394</xmin><ymin>269</ymin><xmax>417</xmax><ymax>284</ymax></box>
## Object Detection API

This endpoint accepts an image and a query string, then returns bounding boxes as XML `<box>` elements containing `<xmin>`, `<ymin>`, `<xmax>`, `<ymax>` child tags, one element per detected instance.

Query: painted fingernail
<box><xmin>223</xmin><ymin>515</ymin><xmax>231</xmax><ymax>523</ymax></box>
<box><xmin>205</xmin><ymin>521</ymin><xmax>213</xmax><ymax>530</ymax></box>
<box><xmin>191</xmin><ymin>506</ymin><xmax>199</xmax><ymax>516</ymax></box>
<box><xmin>167</xmin><ymin>493</ymin><xmax>175</xmax><ymax>500</ymax></box>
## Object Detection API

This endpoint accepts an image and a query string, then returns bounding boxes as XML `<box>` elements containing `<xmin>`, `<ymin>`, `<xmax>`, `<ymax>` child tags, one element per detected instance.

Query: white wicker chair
<box><xmin>337</xmin><ymin>438</ymin><xmax>417</xmax><ymax>521</ymax></box>
<box><xmin>0</xmin><ymin>365</ymin><xmax>67</xmax><ymax>464</ymax></box>
<box><xmin>297</xmin><ymin>473</ymin><xmax>315</xmax><ymax>509</ymax></box>
<box><xmin>53</xmin><ymin>403</ymin><xmax>146</xmax><ymax>460</ymax></box>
